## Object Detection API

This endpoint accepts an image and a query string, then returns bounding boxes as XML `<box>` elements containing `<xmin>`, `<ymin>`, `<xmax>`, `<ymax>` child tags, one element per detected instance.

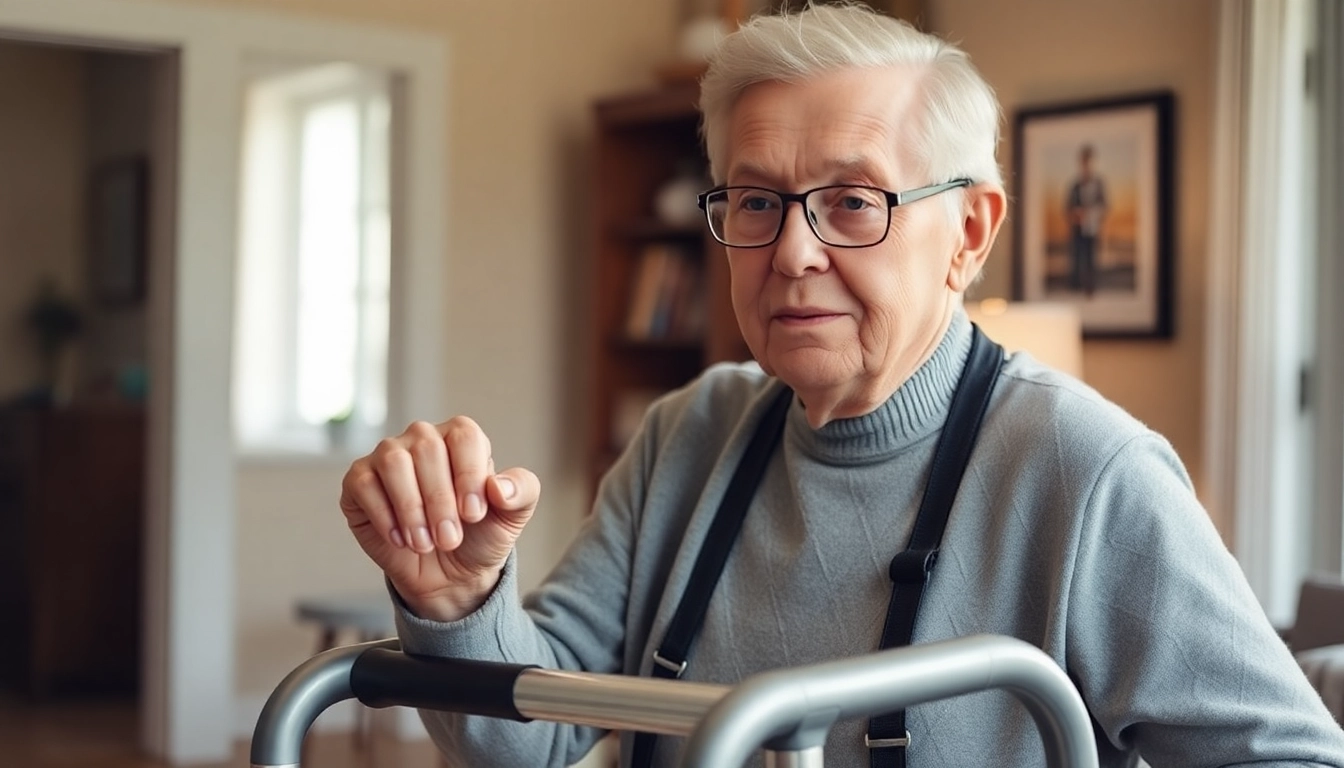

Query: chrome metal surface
<box><xmin>679</xmin><ymin>634</ymin><xmax>1098</xmax><ymax>768</ymax></box>
<box><xmin>515</xmin><ymin>669</ymin><xmax>728</xmax><ymax>735</ymax></box>
<box><xmin>249</xmin><ymin>638</ymin><xmax>398</xmax><ymax>767</ymax></box>
<box><xmin>764</xmin><ymin>746</ymin><xmax>825</xmax><ymax>768</ymax></box>
<box><xmin>252</xmin><ymin>634</ymin><xmax>1098</xmax><ymax>768</ymax></box>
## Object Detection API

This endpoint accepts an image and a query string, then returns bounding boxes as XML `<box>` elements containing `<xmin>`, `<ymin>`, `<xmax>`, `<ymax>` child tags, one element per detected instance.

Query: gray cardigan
<box><xmin>395</xmin><ymin>311</ymin><xmax>1344</xmax><ymax>767</ymax></box>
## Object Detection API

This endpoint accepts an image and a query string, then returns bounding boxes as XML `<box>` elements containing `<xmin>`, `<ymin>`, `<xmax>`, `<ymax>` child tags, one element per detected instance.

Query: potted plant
<box><xmin>25</xmin><ymin>279</ymin><xmax>83</xmax><ymax>405</ymax></box>
<box><xmin>326</xmin><ymin>407</ymin><xmax>354</xmax><ymax>451</ymax></box>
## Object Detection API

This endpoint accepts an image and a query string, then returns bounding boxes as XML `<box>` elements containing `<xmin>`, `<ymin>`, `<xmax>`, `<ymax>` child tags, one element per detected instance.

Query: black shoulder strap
<box><xmin>630</xmin><ymin>384</ymin><xmax>793</xmax><ymax>768</ymax></box>
<box><xmin>867</xmin><ymin>326</ymin><xmax>1004</xmax><ymax>768</ymax></box>
<box><xmin>631</xmin><ymin>327</ymin><xmax>1003</xmax><ymax>768</ymax></box>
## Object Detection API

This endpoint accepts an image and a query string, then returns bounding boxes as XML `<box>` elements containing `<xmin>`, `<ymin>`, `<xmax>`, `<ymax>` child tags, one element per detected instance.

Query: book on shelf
<box><xmin>623</xmin><ymin>243</ymin><xmax>705</xmax><ymax>341</ymax></box>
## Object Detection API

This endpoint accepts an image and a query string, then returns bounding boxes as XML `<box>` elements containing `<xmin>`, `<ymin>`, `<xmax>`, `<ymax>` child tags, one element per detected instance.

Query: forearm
<box><xmin>390</xmin><ymin>554</ymin><xmax>605</xmax><ymax>766</ymax></box>
<box><xmin>392</xmin><ymin>568</ymin><xmax>502</xmax><ymax>623</ymax></box>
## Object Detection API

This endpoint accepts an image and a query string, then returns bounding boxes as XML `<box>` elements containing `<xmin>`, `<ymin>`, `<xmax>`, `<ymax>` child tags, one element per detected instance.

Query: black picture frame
<box><xmin>1013</xmin><ymin>91</ymin><xmax>1175</xmax><ymax>338</ymax></box>
<box><xmin>89</xmin><ymin>156</ymin><xmax>149</xmax><ymax>306</ymax></box>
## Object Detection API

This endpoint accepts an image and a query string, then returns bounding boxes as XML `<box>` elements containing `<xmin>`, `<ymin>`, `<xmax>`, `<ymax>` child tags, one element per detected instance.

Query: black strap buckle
<box><xmin>865</xmin><ymin>730</ymin><xmax>912</xmax><ymax>749</ymax></box>
<box><xmin>651</xmin><ymin>649</ymin><xmax>687</xmax><ymax>678</ymax></box>
<box><xmin>888</xmin><ymin>548</ymin><xmax>938</xmax><ymax>584</ymax></box>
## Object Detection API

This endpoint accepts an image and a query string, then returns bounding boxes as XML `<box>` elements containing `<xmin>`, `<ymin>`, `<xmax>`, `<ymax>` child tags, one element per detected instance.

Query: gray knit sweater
<box><xmin>395</xmin><ymin>310</ymin><xmax>1344</xmax><ymax>767</ymax></box>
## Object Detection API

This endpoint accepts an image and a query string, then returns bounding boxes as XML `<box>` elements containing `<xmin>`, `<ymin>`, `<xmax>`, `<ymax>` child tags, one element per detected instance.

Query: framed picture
<box><xmin>1013</xmin><ymin>91</ymin><xmax>1175</xmax><ymax>338</ymax></box>
<box><xmin>89</xmin><ymin>156</ymin><xmax>149</xmax><ymax>306</ymax></box>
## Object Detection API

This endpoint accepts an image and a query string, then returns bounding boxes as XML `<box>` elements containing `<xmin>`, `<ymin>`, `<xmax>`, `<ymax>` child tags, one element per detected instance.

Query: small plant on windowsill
<box><xmin>326</xmin><ymin>408</ymin><xmax>354</xmax><ymax>452</ymax></box>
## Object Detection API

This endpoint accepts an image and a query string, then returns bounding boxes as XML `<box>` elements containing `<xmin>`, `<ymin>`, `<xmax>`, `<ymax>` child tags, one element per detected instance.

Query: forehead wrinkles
<box><xmin>726</xmin><ymin>68</ymin><xmax>928</xmax><ymax>187</ymax></box>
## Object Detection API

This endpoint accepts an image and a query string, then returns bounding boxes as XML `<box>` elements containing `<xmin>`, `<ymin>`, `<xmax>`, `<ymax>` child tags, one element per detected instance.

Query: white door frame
<box><xmin>0</xmin><ymin>1</ymin><xmax>447</xmax><ymax>762</ymax></box>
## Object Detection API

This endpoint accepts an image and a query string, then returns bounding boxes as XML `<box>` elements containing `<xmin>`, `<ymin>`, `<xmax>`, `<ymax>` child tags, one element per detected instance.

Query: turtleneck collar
<box><xmin>785</xmin><ymin>309</ymin><xmax>974</xmax><ymax>464</ymax></box>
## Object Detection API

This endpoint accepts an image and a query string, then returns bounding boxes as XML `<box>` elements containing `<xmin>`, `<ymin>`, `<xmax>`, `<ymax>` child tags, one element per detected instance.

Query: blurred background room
<box><xmin>0</xmin><ymin>0</ymin><xmax>1340</xmax><ymax>766</ymax></box>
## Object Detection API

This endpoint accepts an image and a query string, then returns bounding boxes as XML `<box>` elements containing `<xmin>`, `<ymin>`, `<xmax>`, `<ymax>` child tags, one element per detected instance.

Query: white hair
<box><xmin>699</xmin><ymin>2</ymin><xmax>1003</xmax><ymax>201</ymax></box>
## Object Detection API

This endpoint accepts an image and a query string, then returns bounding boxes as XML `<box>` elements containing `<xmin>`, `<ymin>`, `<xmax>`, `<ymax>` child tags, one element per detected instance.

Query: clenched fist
<box><xmin>340</xmin><ymin>416</ymin><xmax>539</xmax><ymax>622</ymax></box>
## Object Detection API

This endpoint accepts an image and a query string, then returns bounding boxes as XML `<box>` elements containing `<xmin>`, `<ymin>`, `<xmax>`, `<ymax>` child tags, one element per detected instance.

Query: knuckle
<box><xmin>442</xmin><ymin>415</ymin><xmax>483</xmax><ymax>445</ymax></box>
<box><xmin>391</xmin><ymin>496</ymin><xmax>425</xmax><ymax>521</ymax></box>
<box><xmin>444</xmin><ymin>414</ymin><xmax>478</xmax><ymax>431</ymax></box>
<box><xmin>443</xmin><ymin>419</ymin><xmax>491</xmax><ymax>468</ymax></box>
<box><xmin>409</xmin><ymin>435</ymin><xmax>445</xmax><ymax>462</ymax></box>
<box><xmin>372</xmin><ymin>446</ymin><xmax>405</xmax><ymax>474</ymax></box>
<box><xmin>406</xmin><ymin>420</ymin><xmax>439</xmax><ymax>440</ymax></box>
<box><xmin>373</xmin><ymin>436</ymin><xmax>402</xmax><ymax>459</ymax></box>
<box><xmin>343</xmin><ymin>463</ymin><xmax>376</xmax><ymax>493</ymax></box>
<box><xmin>422</xmin><ymin>486</ymin><xmax>454</xmax><ymax>511</ymax></box>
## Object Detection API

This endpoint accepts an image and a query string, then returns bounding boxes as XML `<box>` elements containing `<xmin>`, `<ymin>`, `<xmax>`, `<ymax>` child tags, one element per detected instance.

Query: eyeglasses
<box><xmin>696</xmin><ymin>178</ymin><xmax>972</xmax><ymax>249</ymax></box>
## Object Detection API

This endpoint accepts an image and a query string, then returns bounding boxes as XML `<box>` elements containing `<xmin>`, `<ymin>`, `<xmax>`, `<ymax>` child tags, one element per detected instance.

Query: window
<box><xmin>1309</xmin><ymin>0</ymin><xmax>1344</xmax><ymax>577</ymax></box>
<box><xmin>1208</xmin><ymin>0</ymin><xmax>1343</xmax><ymax>624</ymax></box>
<box><xmin>233</xmin><ymin>62</ymin><xmax>391</xmax><ymax>456</ymax></box>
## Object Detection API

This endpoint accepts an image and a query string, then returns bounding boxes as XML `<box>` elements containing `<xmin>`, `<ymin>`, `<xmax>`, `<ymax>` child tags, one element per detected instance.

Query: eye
<box><xmin>839</xmin><ymin>194</ymin><xmax>872</xmax><ymax>211</ymax></box>
<box><xmin>818</xmin><ymin>186</ymin><xmax>883</xmax><ymax>213</ymax></box>
<box><xmin>736</xmin><ymin>190</ymin><xmax>778</xmax><ymax>213</ymax></box>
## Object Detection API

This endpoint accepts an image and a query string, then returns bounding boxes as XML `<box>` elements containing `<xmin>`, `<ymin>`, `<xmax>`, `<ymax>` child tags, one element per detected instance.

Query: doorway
<box><xmin>0</xmin><ymin>32</ymin><xmax>172</xmax><ymax>727</ymax></box>
<box><xmin>0</xmin><ymin>2</ymin><xmax>446</xmax><ymax>764</ymax></box>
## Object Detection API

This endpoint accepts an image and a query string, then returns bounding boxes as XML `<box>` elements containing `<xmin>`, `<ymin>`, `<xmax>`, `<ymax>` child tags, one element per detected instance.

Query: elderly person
<box><xmin>340</xmin><ymin>5</ymin><xmax>1344</xmax><ymax>767</ymax></box>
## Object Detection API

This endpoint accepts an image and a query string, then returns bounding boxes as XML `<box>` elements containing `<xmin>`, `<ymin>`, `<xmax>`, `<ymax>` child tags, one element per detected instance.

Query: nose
<box><xmin>771</xmin><ymin>200</ymin><xmax>830</xmax><ymax>277</ymax></box>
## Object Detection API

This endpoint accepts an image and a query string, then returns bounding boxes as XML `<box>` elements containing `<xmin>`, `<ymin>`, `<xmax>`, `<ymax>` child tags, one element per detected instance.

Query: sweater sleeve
<box><xmin>389</xmin><ymin>412</ymin><xmax>654</xmax><ymax>767</ymax></box>
<box><xmin>1065</xmin><ymin>433</ymin><xmax>1344</xmax><ymax>767</ymax></box>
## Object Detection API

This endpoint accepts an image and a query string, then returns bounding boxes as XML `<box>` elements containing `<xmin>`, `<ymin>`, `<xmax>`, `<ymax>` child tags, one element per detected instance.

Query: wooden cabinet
<box><xmin>0</xmin><ymin>404</ymin><xmax>145</xmax><ymax>699</ymax></box>
<box><xmin>588</xmin><ymin>83</ymin><xmax>751</xmax><ymax>494</ymax></box>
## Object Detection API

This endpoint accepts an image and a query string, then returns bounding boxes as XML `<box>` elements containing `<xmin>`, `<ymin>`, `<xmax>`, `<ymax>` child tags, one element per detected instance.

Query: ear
<box><xmin>946</xmin><ymin>183</ymin><xmax>1007</xmax><ymax>293</ymax></box>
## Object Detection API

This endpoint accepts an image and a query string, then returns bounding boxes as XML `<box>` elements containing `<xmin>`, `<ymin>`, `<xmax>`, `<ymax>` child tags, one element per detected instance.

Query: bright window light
<box><xmin>233</xmin><ymin>62</ymin><xmax>391</xmax><ymax>455</ymax></box>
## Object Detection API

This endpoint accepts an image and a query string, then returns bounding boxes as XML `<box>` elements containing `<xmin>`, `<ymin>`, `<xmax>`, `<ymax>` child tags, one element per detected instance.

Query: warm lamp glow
<box><xmin>965</xmin><ymin>299</ymin><xmax>1084</xmax><ymax>378</ymax></box>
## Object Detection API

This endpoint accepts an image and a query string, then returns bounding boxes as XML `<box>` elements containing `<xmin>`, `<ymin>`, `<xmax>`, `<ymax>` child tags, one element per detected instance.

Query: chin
<box><xmin>765</xmin><ymin>349</ymin><xmax>854</xmax><ymax>394</ymax></box>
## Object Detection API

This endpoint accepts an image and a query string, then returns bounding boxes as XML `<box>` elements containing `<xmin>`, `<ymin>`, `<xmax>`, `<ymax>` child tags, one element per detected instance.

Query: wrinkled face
<box><xmin>723</xmin><ymin>66</ymin><xmax>971</xmax><ymax>422</ymax></box>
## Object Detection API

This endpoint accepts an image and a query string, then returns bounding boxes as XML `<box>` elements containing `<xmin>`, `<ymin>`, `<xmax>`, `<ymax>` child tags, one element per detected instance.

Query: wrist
<box><xmin>395</xmin><ymin>571</ymin><xmax>502</xmax><ymax>623</ymax></box>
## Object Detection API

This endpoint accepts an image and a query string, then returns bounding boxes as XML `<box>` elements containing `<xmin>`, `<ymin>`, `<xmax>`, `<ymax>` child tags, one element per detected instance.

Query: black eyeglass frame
<box><xmin>695</xmin><ymin>177</ymin><xmax>974</xmax><ymax>249</ymax></box>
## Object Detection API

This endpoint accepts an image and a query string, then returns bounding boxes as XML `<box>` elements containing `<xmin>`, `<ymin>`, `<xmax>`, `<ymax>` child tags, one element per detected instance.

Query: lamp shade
<box><xmin>965</xmin><ymin>299</ymin><xmax>1084</xmax><ymax>378</ymax></box>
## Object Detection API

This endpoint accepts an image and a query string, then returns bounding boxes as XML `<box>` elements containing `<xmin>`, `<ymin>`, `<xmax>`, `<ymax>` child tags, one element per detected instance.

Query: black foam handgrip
<box><xmin>350</xmin><ymin>647</ymin><xmax>535</xmax><ymax>721</ymax></box>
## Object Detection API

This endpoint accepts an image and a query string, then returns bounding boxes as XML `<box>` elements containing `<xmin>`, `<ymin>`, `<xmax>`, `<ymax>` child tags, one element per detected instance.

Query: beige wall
<box><xmin>931</xmin><ymin>0</ymin><xmax>1218</xmax><ymax>528</ymax></box>
<box><xmin>143</xmin><ymin>0</ymin><xmax>682</xmax><ymax>711</ymax></box>
<box><xmin>0</xmin><ymin>42</ymin><xmax>87</xmax><ymax>401</ymax></box>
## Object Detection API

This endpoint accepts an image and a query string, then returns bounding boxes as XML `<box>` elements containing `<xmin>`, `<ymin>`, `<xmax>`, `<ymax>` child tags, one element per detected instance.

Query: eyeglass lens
<box><xmin>705</xmin><ymin>187</ymin><xmax>891</xmax><ymax>248</ymax></box>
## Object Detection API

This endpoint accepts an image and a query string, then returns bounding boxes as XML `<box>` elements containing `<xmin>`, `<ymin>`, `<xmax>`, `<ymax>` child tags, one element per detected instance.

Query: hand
<box><xmin>340</xmin><ymin>417</ymin><xmax>540</xmax><ymax>622</ymax></box>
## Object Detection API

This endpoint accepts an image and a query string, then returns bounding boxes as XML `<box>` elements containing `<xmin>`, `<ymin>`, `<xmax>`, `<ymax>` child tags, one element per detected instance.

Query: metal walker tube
<box><xmin>250</xmin><ymin>634</ymin><xmax>1098</xmax><ymax>768</ymax></box>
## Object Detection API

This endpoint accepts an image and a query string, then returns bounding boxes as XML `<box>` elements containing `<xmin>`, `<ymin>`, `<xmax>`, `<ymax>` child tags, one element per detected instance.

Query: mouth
<box><xmin>772</xmin><ymin>307</ymin><xmax>843</xmax><ymax>324</ymax></box>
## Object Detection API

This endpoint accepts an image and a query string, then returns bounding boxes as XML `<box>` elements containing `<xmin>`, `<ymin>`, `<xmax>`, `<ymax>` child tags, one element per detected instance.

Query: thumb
<box><xmin>486</xmin><ymin>467</ymin><xmax>539</xmax><ymax>527</ymax></box>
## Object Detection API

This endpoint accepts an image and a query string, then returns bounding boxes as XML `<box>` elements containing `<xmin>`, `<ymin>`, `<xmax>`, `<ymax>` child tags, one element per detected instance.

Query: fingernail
<box><xmin>496</xmin><ymin>475</ymin><xmax>516</xmax><ymax>500</ymax></box>
<box><xmin>390</xmin><ymin>528</ymin><xmax>406</xmax><ymax>548</ymax></box>
<box><xmin>464</xmin><ymin>492</ymin><xmax>484</xmax><ymax>522</ymax></box>
<box><xmin>412</xmin><ymin>526</ymin><xmax>433</xmax><ymax>553</ymax></box>
<box><xmin>436</xmin><ymin>518</ymin><xmax>458</xmax><ymax>548</ymax></box>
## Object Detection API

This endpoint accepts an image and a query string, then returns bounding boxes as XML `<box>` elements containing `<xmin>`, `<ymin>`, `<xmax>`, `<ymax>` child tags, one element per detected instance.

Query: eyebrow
<box><xmin>727</xmin><ymin>155</ymin><xmax>886</xmax><ymax>188</ymax></box>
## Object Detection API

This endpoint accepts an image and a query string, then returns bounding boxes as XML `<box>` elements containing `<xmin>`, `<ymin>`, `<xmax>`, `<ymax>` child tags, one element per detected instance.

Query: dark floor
<box><xmin>0</xmin><ymin>692</ymin><xmax>444</xmax><ymax>768</ymax></box>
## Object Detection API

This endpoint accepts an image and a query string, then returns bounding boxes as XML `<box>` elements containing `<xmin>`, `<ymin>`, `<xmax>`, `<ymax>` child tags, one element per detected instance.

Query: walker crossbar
<box><xmin>249</xmin><ymin>634</ymin><xmax>1098</xmax><ymax>768</ymax></box>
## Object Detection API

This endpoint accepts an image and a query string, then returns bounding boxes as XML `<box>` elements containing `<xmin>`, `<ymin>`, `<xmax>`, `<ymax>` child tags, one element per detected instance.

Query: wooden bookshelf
<box><xmin>588</xmin><ymin>83</ymin><xmax>752</xmax><ymax>495</ymax></box>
